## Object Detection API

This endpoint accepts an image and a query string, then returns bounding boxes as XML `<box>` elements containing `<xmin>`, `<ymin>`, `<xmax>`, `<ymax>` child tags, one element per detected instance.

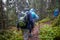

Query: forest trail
<box><xmin>28</xmin><ymin>21</ymin><xmax>51</xmax><ymax>40</ymax></box>
<box><xmin>8</xmin><ymin>21</ymin><xmax>51</xmax><ymax>40</ymax></box>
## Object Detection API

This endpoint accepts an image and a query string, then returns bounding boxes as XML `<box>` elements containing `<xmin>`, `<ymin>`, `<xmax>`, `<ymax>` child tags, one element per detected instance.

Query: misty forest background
<box><xmin>0</xmin><ymin>0</ymin><xmax>60</xmax><ymax>40</ymax></box>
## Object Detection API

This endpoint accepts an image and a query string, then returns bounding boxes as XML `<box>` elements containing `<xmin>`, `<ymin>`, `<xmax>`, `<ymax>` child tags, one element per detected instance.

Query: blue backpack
<box><xmin>28</xmin><ymin>8</ymin><xmax>39</xmax><ymax>21</ymax></box>
<box><xmin>54</xmin><ymin>8</ymin><xmax>59</xmax><ymax>17</ymax></box>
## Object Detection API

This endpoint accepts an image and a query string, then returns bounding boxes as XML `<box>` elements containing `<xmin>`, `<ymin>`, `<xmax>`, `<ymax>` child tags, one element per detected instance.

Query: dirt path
<box><xmin>28</xmin><ymin>21</ymin><xmax>51</xmax><ymax>40</ymax></box>
<box><xmin>28</xmin><ymin>23</ymin><xmax>40</xmax><ymax>40</ymax></box>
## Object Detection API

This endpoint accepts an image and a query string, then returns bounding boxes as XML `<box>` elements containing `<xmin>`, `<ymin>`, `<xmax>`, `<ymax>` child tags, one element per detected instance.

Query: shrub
<box><xmin>0</xmin><ymin>30</ymin><xmax>23</xmax><ymax>40</ymax></box>
<box><xmin>39</xmin><ymin>17</ymin><xmax>50</xmax><ymax>23</ymax></box>
<box><xmin>39</xmin><ymin>24</ymin><xmax>60</xmax><ymax>40</ymax></box>
<box><xmin>51</xmin><ymin>15</ymin><xmax>60</xmax><ymax>27</ymax></box>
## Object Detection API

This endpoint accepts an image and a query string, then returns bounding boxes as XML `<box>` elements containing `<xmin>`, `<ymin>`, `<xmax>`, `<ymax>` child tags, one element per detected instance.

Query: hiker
<box><xmin>16</xmin><ymin>10</ymin><xmax>29</xmax><ymax>40</ymax></box>
<box><xmin>27</xmin><ymin>8</ymin><xmax>39</xmax><ymax>37</ymax></box>
<box><xmin>54</xmin><ymin>8</ymin><xmax>59</xmax><ymax>17</ymax></box>
<box><xmin>16</xmin><ymin>8</ymin><xmax>39</xmax><ymax>40</ymax></box>
<box><xmin>16</xmin><ymin>1</ymin><xmax>30</xmax><ymax>40</ymax></box>
<box><xmin>16</xmin><ymin>0</ymin><xmax>39</xmax><ymax>40</ymax></box>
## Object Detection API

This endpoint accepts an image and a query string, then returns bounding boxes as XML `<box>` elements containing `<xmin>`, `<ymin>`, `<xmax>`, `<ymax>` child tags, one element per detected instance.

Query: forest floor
<box><xmin>28</xmin><ymin>21</ymin><xmax>51</xmax><ymax>40</ymax></box>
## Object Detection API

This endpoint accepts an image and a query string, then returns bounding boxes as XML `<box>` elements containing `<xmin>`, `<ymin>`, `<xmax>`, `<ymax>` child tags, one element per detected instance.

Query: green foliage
<box><xmin>0</xmin><ymin>30</ymin><xmax>23</xmax><ymax>40</ymax></box>
<box><xmin>39</xmin><ymin>17</ymin><xmax>50</xmax><ymax>23</ymax></box>
<box><xmin>51</xmin><ymin>15</ymin><xmax>60</xmax><ymax>27</ymax></box>
<box><xmin>19</xmin><ymin>21</ymin><xmax>26</xmax><ymax>27</ymax></box>
<box><xmin>39</xmin><ymin>24</ymin><xmax>60</xmax><ymax>40</ymax></box>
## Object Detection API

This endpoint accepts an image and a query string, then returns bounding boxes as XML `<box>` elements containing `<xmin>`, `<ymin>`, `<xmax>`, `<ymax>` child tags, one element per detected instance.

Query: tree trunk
<box><xmin>0</xmin><ymin>0</ymin><xmax>7</xmax><ymax>30</ymax></box>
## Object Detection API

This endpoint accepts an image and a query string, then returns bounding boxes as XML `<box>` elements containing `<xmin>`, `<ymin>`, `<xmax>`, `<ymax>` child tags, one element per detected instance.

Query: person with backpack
<box><xmin>16</xmin><ymin>10</ymin><xmax>30</xmax><ymax>40</ymax></box>
<box><xmin>16</xmin><ymin>8</ymin><xmax>39</xmax><ymax>40</ymax></box>
<box><xmin>54</xmin><ymin>8</ymin><xmax>59</xmax><ymax>17</ymax></box>
<box><xmin>27</xmin><ymin>8</ymin><xmax>39</xmax><ymax>37</ymax></box>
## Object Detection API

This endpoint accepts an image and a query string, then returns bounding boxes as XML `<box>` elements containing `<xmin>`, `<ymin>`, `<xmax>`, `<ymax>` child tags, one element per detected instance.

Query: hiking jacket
<box><xmin>27</xmin><ymin>8</ymin><xmax>39</xmax><ymax>29</ymax></box>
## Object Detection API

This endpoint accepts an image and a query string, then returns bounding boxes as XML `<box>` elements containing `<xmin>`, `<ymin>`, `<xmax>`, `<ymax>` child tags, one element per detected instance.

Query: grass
<box><xmin>39</xmin><ymin>24</ymin><xmax>60</xmax><ymax>40</ymax></box>
<box><xmin>50</xmin><ymin>15</ymin><xmax>60</xmax><ymax>27</ymax></box>
<box><xmin>0</xmin><ymin>29</ymin><xmax>23</xmax><ymax>40</ymax></box>
<box><xmin>38</xmin><ymin>17</ymin><xmax>50</xmax><ymax>23</ymax></box>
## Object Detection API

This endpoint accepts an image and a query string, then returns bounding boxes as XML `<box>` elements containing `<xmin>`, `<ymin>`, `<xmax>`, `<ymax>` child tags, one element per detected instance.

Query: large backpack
<box><xmin>18</xmin><ymin>11</ymin><xmax>28</xmax><ymax>27</ymax></box>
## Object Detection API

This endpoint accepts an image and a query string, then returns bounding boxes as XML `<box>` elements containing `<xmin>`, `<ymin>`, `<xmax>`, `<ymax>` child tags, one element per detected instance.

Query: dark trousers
<box><xmin>27</xmin><ymin>21</ymin><xmax>34</xmax><ymax>33</ymax></box>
